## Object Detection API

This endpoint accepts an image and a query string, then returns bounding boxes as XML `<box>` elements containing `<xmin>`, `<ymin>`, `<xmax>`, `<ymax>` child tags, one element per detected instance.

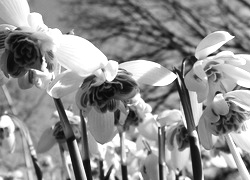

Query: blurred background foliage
<box><xmin>1</xmin><ymin>0</ymin><xmax>250</xmax><ymax>179</ymax></box>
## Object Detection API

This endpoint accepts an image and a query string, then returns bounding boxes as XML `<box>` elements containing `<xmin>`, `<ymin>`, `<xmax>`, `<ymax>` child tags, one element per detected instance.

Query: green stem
<box><xmin>53</xmin><ymin>98</ymin><xmax>87</xmax><ymax>180</ymax></box>
<box><xmin>119</xmin><ymin>130</ymin><xmax>128</xmax><ymax>180</ymax></box>
<box><xmin>3</xmin><ymin>84</ymin><xmax>43</xmax><ymax>180</ymax></box>
<box><xmin>158</xmin><ymin>126</ymin><xmax>166</xmax><ymax>180</ymax></box>
<box><xmin>80</xmin><ymin>110</ymin><xmax>93</xmax><ymax>180</ymax></box>
<box><xmin>59</xmin><ymin>144</ymin><xmax>72</xmax><ymax>180</ymax></box>
<box><xmin>225</xmin><ymin>133</ymin><xmax>250</xmax><ymax>180</ymax></box>
<box><xmin>99</xmin><ymin>158</ymin><xmax>104</xmax><ymax>180</ymax></box>
<box><xmin>174</xmin><ymin>69</ymin><xmax>203</xmax><ymax>180</ymax></box>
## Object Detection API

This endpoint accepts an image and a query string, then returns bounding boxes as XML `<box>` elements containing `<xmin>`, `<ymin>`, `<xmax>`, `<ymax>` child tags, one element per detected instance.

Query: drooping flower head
<box><xmin>48</xmin><ymin>59</ymin><xmax>176</xmax><ymax>144</ymax></box>
<box><xmin>184</xmin><ymin>31</ymin><xmax>250</xmax><ymax>105</ymax></box>
<box><xmin>0</xmin><ymin>0</ymin><xmax>63</xmax><ymax>80</ymax></box>
<box><xmin>0</xmin><ymin>114</ymin><xmax>15</xmax><ymax>154</ymax></box>
<box><xmin>0</xmin><ymin>0</ymin><xmax>108</xmax><ymax>90</ymax></box>
<box><xmin>198</xmin><ymin>90</ymin><xmax>250</xmax><ymax>150</ymax></box>
<box><xmin>76</xmin><ymin>68</ymin><xmax>139</xmax><ymax>115</ymax></box>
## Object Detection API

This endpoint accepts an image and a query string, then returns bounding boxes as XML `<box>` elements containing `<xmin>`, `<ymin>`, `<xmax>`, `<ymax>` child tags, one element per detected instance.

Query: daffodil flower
<box><xmin>0</xmin><ymin>0</ymin><xmax>62</xmax><ymax>78</ymax></box>
<box><xmin>48</xmin><ymin>59</ymin><xmax>176</xmax><ymax>144</ymax></box>
<box><xmin>184</xmin><ymin>31</ymin><xmax>250</xmax><ymax>104</ymax></box>
<box><xmin>198</xmin><ymin>90</ymin><xmax>250</xmax><ymax>150</ymax></box>
<box><xmin>0</xmin><ymin>114</ymin><xmax>15</xmax><ymax>154</ymax></box>
<box><xmin>160</xmin><ymin>110</ymin><xmax>190</xmax><ymax>171</ymax></box>
<box><xmin>37</xmin><ymin>110</ymin><xmax>81</xmax><ymax>153</ymax></box>
<box><xmin>0</xmin><ymin>0</ymin><xmax>107</xmax><ymax>88</ymax></box>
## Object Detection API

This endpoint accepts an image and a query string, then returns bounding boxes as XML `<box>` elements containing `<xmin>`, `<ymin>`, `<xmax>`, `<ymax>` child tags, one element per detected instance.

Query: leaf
<box><xmin>119</xmin><ymin>60</ymin><xmax>176</xmax><ymax>86</ymax></box>
<box><xmin>195</xmin><ymin>31</ymin><xmax>234</xmax><ymax>59</ymax></box>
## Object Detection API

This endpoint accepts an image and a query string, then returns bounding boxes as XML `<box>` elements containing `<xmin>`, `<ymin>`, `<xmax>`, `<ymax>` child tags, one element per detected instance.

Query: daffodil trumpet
<box><xmin>80</xmin><ymin>110</ymin><xmax>93</xmax><ymax>180</ymax></box>
<box><xmin>53</xmin><ymin>98</ymin><xmax>87</xmax><ymax>180</ymax></box>
<box><xmin>174</xmin><ymin>68</ymin><xmax>203</xmax><ymax>180</ymax></box>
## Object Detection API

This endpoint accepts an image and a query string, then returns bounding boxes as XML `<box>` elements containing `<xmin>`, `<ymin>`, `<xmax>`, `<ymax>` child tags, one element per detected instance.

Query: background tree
<box><xmin>59</xmin><ymin>0</ymin><xmax>250</xmax><ymax>113</ymax></box>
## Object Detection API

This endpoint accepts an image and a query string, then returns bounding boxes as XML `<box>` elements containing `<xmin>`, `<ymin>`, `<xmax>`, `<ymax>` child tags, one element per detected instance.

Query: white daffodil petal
<box><xmin>104</xmin><ymin>60</ymin><xmax>118</xmax><ymax>82</ymax></box>
<box><xmin>189</xmin><ymin>91</ymin><xmax>203</xmax><ymax>126</ymax></box>
<box><xmin>55</xmin><ymin>35</ymin><xmax>108</xmax><ymax>76</ymax></box>
<box><xmin>231</xmin><ymin>131</ymin><xmax>250</xmax><ymax>153</ymax></box>
<box><xmin>211</xmin><ymin>94</ymin><xmax>229</xmax><ymax>116</ymax></box>
<box><xmin>171</xmin><ymin>138</ymin><xmax>190</xmax><ymax>171</ymax></box>
<box><xmin>36</xmin><ymin>127</ymin><xmax>57</xmax><ymax>153</ymax></box>
<box><xmin>0</xmin><ymin>0</ymin><xmax>30</xmax><ymax>27</ymax></box>
<box><xmin>225</xmin><ymin>90</ymin><xmax>250</xmax><ymax>110</ymax></box>
<box><xmin>0</xmin><ymin>24</ymin><xmax>16</xmax><ymax>50</ymax></box>
<box><xmin>0</xmin><ymin>115</ymin><xmax>15</xmax><ymax>133</ymax></box>
<box><xmin>87</xmin><ymin>108</ymin><xmax>117</xmax><ymax>144</ymax></box>
<box><xmin>137</xmin><ymin>113</ymin><xmax>158</xmax><ymax>141</ymax></box>
<box><xmin>184</xmin><ymin>69</ymin><xmax>208</xmax><ymax>103</ymax></box>
<box><xmin>1</xmin><ymin>133</ymin><xmax>15</xmax><ymax>154</ymax></box>
<box><xmin>215</xmin><ymin>51</ymin><xmax>246</xmax><ymax>66</ymax></box>
<box><xmin>218</xmin><ymin>64</ymin><xmax>250</xmax><ymax>88</ymax></box>
<box><xmin>236</xmin><ymin>54</ymin><xmax>250</xmax><ymax>72</ymax></box>
<box><xmin>198</xmin><ymin>116</ymin><xmax>214</xmax><ymax>150</ymax></box>
<box><xmin>47</xmin><ymin>70</ymin><xmax>83</xmax><ymax>98</ymax></box>
<box><xmin>87</xmin><ymin>131</ymin><xmax>100</xmax><ymax>157</ymax></box>
<box><xmin>157</xmin><ymin>109</ymin><xmax>182</xmax><ymax>126</ymax></box>
<box><xmin>195</xmin><ymin>31</ymin><xmax>234</xmax><ymax>59</ymax></box>
<box><xmin>193</xmin><ymin>60</ymin><xmax>207</xmax><ymax>80</ymax></box>
<box><xmin>28</xmin><ymin>12</ymin><xmax>48</xmax><ymax>31</ymax></box>
<box><xmin>119</xmin><ymin>60</ymin><xmax>176</xmax><ymax>86</ymax></box>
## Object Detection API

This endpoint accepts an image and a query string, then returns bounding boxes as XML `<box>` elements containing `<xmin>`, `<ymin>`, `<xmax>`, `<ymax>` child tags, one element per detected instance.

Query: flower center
<box><xmin>210</xmin><ymin>101</ymin><xmax>250</xmax><ymax>135</ymax></box>
<box><xmin>4</xmin><ymin>31</ymin><xmax>43</xmax><ymax>77</ymax></box>
<box><xmin>76</xmin><ymin>69</ymin><xmax>139</xmax><ymax>113</ymax></box>
<box><xmin>175</xmin><ymin>124</ymin><xmax>189</xmax><ymax>151</ymax></box>
<box><xmin>204</xmin><ymin>61</ymin><xmax>222</xmax><ymax>82</ymax></box>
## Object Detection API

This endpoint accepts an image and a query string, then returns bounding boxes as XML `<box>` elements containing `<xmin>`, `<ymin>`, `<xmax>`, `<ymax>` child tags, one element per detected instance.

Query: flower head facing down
<box><xmin>202</xmin><ymin>91</ymin><xmax>250</xmax><ymax>136</ymax></box>
<box><xmin>0</xmin><ymin>114</ymin><xmax>15</xmax><ymax>153</ymax></box>
<box><xmin>49</xmin><ymin>59</ymin><xmax>176</xmax><ymax>144</ymax></box>
<box><xmin>198</xmin><ymin>90</ymin><xmax>250</xmax><ymax>149</ymax></box>
<box><xmin>3</xmin><ymin>31</ymin><xmax>43</xmax><ymax>77</ymax></box>
<box><xmin>76</xmin><ymin>68</ymin><xmax>139</xmax><ymax>114</ymax></box>
<box><xmin>0</xmin><ymin>0</ymin><xmax>63</xmax><ymax>78</ymax></box>
<box><xmin>184</xmin><ymin>31</ymin><xmax>250</xmax><ymax>104</ymax></box>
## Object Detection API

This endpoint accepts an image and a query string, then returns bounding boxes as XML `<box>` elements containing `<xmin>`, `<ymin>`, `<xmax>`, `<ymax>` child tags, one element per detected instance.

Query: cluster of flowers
<box><xmin>1</xmin><ymin>0</ymin><xmax>250</xmax><ymax>180</ymax></box>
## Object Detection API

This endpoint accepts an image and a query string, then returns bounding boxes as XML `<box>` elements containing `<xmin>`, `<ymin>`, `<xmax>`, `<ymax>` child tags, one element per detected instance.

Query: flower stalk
<box><xmin>80</xmin><ymin>110</ymin><xmax>93</xmax><ymax>180</ymax></box>
<box><xmin>59</xmin><ymin>144</ymin><xmax>72</xmax><ymax>180</ymax></box>
<box><xmin>174</xmin><ymin>68</ymin><xmax>203</xmax><ymax>180</ymax></box>
<box><xmin>99</xmin><ymin>158</ymin><xmax>105</xmax><ymax>180</ymax></box>
<box><xmin>2</xmin><ymin>85</ymin><xmax>43</xmax><ymax>180</ymax></box>
<box><xmin>53</xmin><ymin>98</ymin><xmax>87</xmax><ymax>180</ymax></box>
<box><xmin>225</xmin><ymin>133</ymin><xmax>250</xmax><ymax>180</ymax></box>
<box><xmin>119</xmin><ymin>129</ymin><xmax>128</xmax><ymax>180</ymax></box>
<box><xmin>158</xmin><ymin>126</ymin><xmax>166</xmax><ymax>180</ymax></box>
